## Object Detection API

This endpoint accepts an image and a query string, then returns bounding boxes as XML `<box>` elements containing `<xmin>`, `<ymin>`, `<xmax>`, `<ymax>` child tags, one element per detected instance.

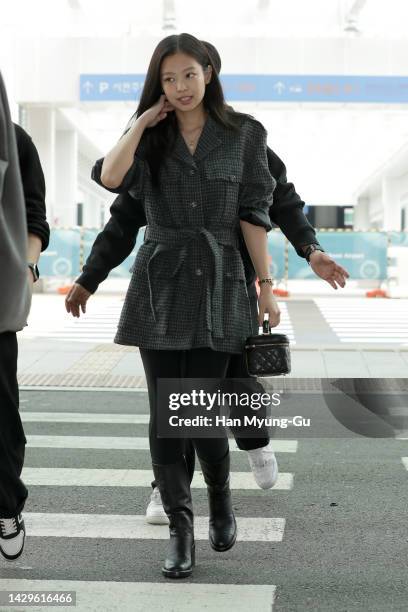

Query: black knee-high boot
<box><xmin>152</xmin><ymin>457</ymin><xmax>195</xmax><ymax>578</ymax></box>
<box><xmin>184</xmin><ymin>438</ymin><xmax>195</xmax><ymax>484</ymax></box>
<box><xmin>198</xmin><ymin>449</ymin><xmax>237</xmax><ymax>552</ymax></box>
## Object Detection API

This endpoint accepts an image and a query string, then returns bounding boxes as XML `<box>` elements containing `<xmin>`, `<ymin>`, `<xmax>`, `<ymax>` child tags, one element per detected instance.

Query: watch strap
<box><xmin>304</xmin><ymin>244</ymin><xmax>325</xmax><ymax>264</ymax></box>
<box><xmin>28</xmin><ymin>263</ymin><xmax>40</xmax><ymax>282</ymax></box>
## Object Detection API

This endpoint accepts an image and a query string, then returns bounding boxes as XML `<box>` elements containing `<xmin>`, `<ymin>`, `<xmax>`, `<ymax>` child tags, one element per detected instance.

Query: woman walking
<box><xmin>87</xmin><ymin>33</ymin><xmax>279</xmax><ymax>578</ymax></box>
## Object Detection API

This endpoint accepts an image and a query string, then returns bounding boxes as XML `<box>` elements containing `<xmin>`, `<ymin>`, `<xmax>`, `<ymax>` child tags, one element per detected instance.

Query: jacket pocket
<box><xmin>204</xmin><ymin>160</ymin><xmax>243</xmax><ymax>220</ymax></box>
<box><xmin>205</xmin><ymin>158</ymin><xmax>243</xmax><ymax>182</ymax></box>
<box><xmin>148</xmin><ymin>246</ymin><xmax>186</xmax><ymax>335</ymax></box>
<box><xmin>224</xmin><ymin>253</ymin><xmax>246</xmax><ymax>282</ymax></box>
<box><xmin>148</xmin><ymin>245</ymin><xmax>186</xmax><ymax>278</ymax></box>
<box><xmin>153</xmin><ymin>165</ymin><xmax>184</xmax><ymax>225</ymax></box>
<box><xmin>222</xmin><ymin>249</ymin><xmax>252</xmax><ymax>339</ymax></box>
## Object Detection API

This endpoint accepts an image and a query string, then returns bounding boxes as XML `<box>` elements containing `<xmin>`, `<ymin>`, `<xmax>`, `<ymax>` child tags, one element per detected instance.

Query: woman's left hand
<box><xmin>258</xmin><ymin>287</ymin><xmax>281</xmax><ymax>328</ymax></box>
<box><xmin>309</xmin><ymin>251</ymin><xmax>350</xmax><ymax>290</ymax></box>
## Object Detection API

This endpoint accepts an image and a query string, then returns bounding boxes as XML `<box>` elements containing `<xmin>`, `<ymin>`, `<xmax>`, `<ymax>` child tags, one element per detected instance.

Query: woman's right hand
<box><xmin>140</xmin><ymin>94</ymin><xmax>175</xmax><ymax>129</ymax></box>
<box><xmin>65</xmin><ymin>283</ymin><xmax>92</xmax><ymax>318</ymax></box>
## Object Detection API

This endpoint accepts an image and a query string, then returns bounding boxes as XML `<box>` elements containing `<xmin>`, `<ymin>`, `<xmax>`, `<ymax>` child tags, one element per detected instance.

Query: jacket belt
<box><xmin>144</xmin><ymin>225</ymin><xmax>240</xmax><ymax>338</ymax></box>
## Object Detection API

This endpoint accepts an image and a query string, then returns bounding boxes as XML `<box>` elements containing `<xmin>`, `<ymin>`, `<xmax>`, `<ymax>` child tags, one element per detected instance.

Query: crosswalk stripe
<box><xmin>401</xmin><ymin>457</ymin><xmax>408</xmax><ymax>469</ymax></box>
<box><xmin>339</xmin><ymin>338</ymin><xmax>408</xmax><ymax>342</ymax></box>
<box><xmin>315</xmin><ymin>298</ymin><xmax>408</xmax><ymax>343</ymax></box>
<box><xmin>316</xmin><ymin>318</ymin><xmax>408</xmax><ymax>324</ymax></box>
<box><xmin>315</xmin><ymin>300</ymin><xmax>408</xmax><ymax>308</ymax></box>
<box><xmin>26</xmin><ymin>435</ymin><xmax>298</xmax><ymax>452</ymax></box>
<box><xmin>0</xmin><ymin>580</ymin><xmax>276</xmax><ymax>612</ymax></box>
<box><xmin>326</xmin><ymin>324</ymin><xmax>408</xmax><ymax>328</ymax></box>
<box><xmin>22</xmin><ymin>337</ymin><xmax>117</xmax><ymax>343</ymax></box>
<box><xmin>12</xmin><ymin>383</ymin><xmax>293</xmax><ymax>607</ymax></box>
<box><xmin>20</xmin><ymin>386</ymin><xmax>143</xmax><ymax>392</ymax></box>
<box><xmin>21</xmin><ymin>412</ymin><xmax>150</xmax><ymax>424</ymax></box>
<box><xmin>338</xmin><ymin>334</ymin><xmax>408</xmax><ymax>340</ymax></box>
<box><xmin>23</xmin><ymin>297</ymin><xmax>295</xmax><ymax>346</ymax></box>
<box><xmin>21</xmin><ymin>413</ymin><xmax>296</xmax><ymax>428</ymax></box>
<box><xmin>385</xmin><ymin>407</ymin><xmax>408</xmax><ymax>417</ymax></box>
<box><xmin>21</xmin><ymin>512</ymin><xmax>285</xmax><ymax>542</ymax></box>
<box><xmin>21</xmin><ymin>468</ymin><xmax>293</xmax><ymax>490</ymax></box>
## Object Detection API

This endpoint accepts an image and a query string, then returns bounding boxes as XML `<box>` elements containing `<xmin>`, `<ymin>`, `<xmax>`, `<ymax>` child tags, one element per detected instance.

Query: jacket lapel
<box><xmin>171</xmin><ymin>113</ymin><xmax>223</xmax><ymax>165</ymax></box>
<box><xmin>193</xmin><ymin>113</ymin><xmax>223</xmax><ymax>161</ymax></box>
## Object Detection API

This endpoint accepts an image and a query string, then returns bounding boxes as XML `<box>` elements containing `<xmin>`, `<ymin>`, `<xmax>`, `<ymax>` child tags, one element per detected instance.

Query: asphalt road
<box><xmin>1</xmin><ymin>389</ymin><xmax>407</xmax><ymax>612</ymax></box>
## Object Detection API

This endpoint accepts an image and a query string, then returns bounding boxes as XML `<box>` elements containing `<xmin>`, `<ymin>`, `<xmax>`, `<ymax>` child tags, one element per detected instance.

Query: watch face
<box><xmin>28</xmin><ymin>264</ymin><xmax>39</xmax><ymax>281</ymax></box>
<box><xmin>311</xmin><ymin>246</ymin><xmax>324</xmax><ymax>259</ymax></box>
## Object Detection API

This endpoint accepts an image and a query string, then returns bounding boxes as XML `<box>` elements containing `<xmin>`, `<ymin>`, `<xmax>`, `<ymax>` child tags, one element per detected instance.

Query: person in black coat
<box><xmin>13</xmin><ymin>124</ymin><xmax>50</xmax><ymax>251</ymax></box>
<box><xmin>0</xmin><ymin>121</ymin><xmax>49</xmax><ymax>562</ymax></box>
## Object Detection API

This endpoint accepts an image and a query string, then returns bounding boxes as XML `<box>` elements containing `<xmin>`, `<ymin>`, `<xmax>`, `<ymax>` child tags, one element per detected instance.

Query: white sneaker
<box><xmin>246</xmin><ymin>442</ymin><xmax>279</xmax><ymax>489</ymax></box>
<box><xmin>145</xmin><ymin>487</ymin><xmax>169</xmax><ymax>525</ymax></box>
<box><xmin>0</xmin><ymin>513</ymin><xmax>26</xmax><ymax>561</ymax></box>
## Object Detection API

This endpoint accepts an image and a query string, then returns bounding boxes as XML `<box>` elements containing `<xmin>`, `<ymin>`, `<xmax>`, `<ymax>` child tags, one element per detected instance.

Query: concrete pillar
<box><xmin>382</xmin><ymin>176</ymin><xmax>401</xmax><ymax>231</ymax></box>
<box><xmin>55</xmin><ymin>128</ymin><xmax>78</xmax><ymax>226</ymax></box>
<box><xmin>81</xmin><ymin>192</ymin><xmax>101</xmax><ymax>228</ymax></box>
<box><xmin>24</xmin><ymin>107</ymin><xmax>56</xmax><ymax>225</ymax></box>
<box><xmin>354</xmin><ymin>196</ymin><xmax>370</xmax><ymax>230</ymax></box>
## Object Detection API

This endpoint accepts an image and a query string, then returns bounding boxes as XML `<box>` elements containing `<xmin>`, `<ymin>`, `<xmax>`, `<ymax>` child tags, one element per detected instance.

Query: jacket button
<box><xmin>195</xmin><ymin>268</ymin><xmax>202</xmax><ymax>276</ymax></box>
<box><xmin>190</xmin><ymin>201</ymin><xmax>197</xmax><ymax>207</ymax></box>
<box><xmin>230</xmin><ymin>174</ymin><xmax>236</xmax><ymax>181</ymax></box>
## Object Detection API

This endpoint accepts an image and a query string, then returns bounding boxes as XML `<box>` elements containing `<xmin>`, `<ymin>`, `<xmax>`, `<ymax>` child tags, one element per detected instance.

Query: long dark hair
<box><xmin>126</xmin><ymin>33</ymin><xmax>246</xmax><ymax>187</ymax></box>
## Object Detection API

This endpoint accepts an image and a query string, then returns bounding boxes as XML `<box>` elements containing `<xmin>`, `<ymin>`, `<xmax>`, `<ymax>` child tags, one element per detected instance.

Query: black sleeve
<box><xmin>75</xmin><ymin>192</ymin><xmax>147</xmax><ymax>293</ymax></box>
<box><xmin>267</xmin><ymin>147</ymin><xmax>320</xmax><ymax>258</ymax></box>
<box><xmin>14</xmin><ymin>124</ymin><xmax>50</xmax><ymax>251</ymax></box>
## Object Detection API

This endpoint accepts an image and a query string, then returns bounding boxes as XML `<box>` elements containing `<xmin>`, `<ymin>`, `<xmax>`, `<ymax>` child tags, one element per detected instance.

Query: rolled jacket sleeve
<box><xmin>91</xmin><ymin>134</ymin><xmax>147</xmax><ymax>197</ymax></box>
<box><xmin>238</xmin><ymin>119</ymin><xmax>276</xmax><ymax>232</ymax></box>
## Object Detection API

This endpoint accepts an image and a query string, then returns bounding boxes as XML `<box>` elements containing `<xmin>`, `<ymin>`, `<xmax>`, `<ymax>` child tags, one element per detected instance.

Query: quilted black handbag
<box><xmin>244</xmin><ymin>317</ymin><xmax>291</xmax><ymax>378</ymax></box>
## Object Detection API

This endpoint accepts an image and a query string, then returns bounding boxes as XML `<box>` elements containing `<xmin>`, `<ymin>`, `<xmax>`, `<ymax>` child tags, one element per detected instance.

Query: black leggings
<box><xmin>139</xmin><ymin>347</ymin><xmax>232</xmax><ymax>465</ymax></box>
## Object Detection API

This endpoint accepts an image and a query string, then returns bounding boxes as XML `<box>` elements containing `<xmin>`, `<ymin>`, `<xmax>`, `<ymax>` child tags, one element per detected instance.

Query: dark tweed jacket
<box><xmin>79</xmin><ymin>117</ymin><xmax>320</xmax><ymax>347</ymax></box>
<box><xmin>90</xmin><ymin>113</ymin><xmax>277</xmax><ymax>353</ymax></box>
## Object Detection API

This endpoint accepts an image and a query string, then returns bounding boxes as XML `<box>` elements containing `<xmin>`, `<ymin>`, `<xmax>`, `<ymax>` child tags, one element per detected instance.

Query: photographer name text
<box><xmin>168</xmin><ymin>415</ymin><xmax>310</xmax><ymax>429</ymax></box>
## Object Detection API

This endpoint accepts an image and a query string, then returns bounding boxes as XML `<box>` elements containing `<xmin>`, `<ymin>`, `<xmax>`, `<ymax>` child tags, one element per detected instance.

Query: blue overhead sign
<box><xmin>80</xmin><ymin>74</ymin><xmax>408</xmax><ymax>103</ymax></box>
<box><xmin>80</xmin><ymin>75</ymin><xmax>145</xmax><ymax>101</ymax></box>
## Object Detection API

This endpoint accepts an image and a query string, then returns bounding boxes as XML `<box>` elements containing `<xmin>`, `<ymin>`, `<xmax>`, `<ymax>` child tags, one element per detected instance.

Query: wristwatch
<box><xmin>304</xmin><ymin>244</ymin><xmax>325</xmax><ymax>265</ymax></box>
<box><xmin>28</xmin><ymin>263</ymin><xmax>40</xmax><ymax>282</ymax></box>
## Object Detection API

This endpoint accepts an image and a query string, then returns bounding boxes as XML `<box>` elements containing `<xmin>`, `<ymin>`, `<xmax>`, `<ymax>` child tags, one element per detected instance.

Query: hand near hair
<box><xmin>141</xmin><ymin>94</ymin><xmax>175</xmax><ymax>129</ymax></box>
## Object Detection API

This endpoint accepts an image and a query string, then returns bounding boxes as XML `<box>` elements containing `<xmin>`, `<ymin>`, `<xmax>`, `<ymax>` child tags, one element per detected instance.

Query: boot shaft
<box><xmin>152</xmin><ymin>458</ymin><xmax>194</xmax><ymax>523</ymax></box>
<box><xmin>152</xmin><ymin>458</ymin><xmax>195</xmax><ymax>578</ymax></box>
<box><xmin>198</xmin><ymin>449</ymin><xmax>230</xmax><ymax>488</ymax></box>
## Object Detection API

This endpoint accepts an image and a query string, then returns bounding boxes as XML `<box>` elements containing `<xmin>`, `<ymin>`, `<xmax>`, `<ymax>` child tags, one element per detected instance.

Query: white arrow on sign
<box><xmin>273</xmin><ymin>81</ymin><xmax>286</xmax><ymax>95</ymax></box>
<box><xmin>82</xmin><ymin>81</ymin><xmax>94</xmax><ymax>94</ymax></box>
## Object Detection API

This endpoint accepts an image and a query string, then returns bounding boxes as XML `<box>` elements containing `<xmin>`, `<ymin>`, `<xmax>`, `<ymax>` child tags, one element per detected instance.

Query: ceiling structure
<box><xmin>2</xmin><ymin>0</ymin><xmax>408</xmax><ymax>205</ymax></box>
<box><xmin>2</xmin><ymin>0</ymin><xmax>408</xmax><ymax>39</ymax></box>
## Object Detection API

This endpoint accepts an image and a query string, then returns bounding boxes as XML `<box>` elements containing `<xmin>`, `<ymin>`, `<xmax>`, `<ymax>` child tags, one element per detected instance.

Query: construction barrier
<box><xmin>39</xmin><ymin>227</ymin><xmax>408</xmax><ymax>298</ymax></box>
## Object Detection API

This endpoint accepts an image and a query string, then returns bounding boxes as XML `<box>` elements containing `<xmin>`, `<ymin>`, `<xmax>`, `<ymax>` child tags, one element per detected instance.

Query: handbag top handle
<box><xmin>262</xmin><ymin>317</ymin><xmax>271</xmax><ymax>335</ymax></box>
